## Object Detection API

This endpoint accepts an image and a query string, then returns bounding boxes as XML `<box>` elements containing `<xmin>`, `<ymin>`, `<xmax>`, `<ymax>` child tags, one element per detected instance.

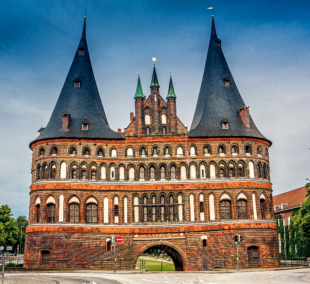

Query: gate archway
<box><xmin>135</xmin><ymin>241</ymin><xmax>186</xmax><ymax>271</ymax></box>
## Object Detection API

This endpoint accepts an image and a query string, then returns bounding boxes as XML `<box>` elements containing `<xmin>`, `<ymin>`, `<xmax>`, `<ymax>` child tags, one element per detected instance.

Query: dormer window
<box><xmin>217</xmin><ymin>39</ymin><xmax>221</xmax><ymax>47</ymax></box>
<box><xmin>223</xmin><ymin>77</ymin><xmax>230</xmax><ymax>87</ymax></box>
<box><xmin>78</xmin><ymin>49</ymin><xmax>84</xmax><ymax>56</ymax></box>
<box><xmin>222</xmin><ymin>121</ymin><xmax>229</xmax><ymax>129</ymax></box>
<box><xmin>82</xmin><ymin>123</ymin><xmax>88</xmax><ymax>130</ymax></box>
<box><xmin>74</xmin><ymin>81</ymin><xmax>80</xmax><ymax>88</ymax></box>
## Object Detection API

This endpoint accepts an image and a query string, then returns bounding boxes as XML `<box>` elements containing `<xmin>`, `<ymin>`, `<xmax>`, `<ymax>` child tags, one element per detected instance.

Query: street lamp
<box><xmin>20</xmin><ymin>226</ymin><xmax>24</xmax><ymax>255</ymax></box>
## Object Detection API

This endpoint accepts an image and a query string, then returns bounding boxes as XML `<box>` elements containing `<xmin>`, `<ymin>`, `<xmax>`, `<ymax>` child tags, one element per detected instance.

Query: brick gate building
<box><xmin>24</xmin><ymin>15</ymin><xmax>279</xmax><ymax>270</ymax></box>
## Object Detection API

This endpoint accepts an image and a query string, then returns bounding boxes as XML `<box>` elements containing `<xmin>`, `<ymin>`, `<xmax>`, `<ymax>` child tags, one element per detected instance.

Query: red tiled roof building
<box><xmin>24</xmin><ymin>15</ymin><xmax>279</xmax><ymax>270</ymax></box>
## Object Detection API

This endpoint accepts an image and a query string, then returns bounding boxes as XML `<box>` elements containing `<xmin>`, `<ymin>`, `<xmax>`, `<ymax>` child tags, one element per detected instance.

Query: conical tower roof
<box><xmin>167</xmin><ymin>76</ymin><xmax>176</xmax><ymax>98</ymax></box>
<box><xmin>150</xmin><ymin>66</ymin><xmax>160</xmax><ymax>87</ymax></box>
<box><xmin>31</xmin><ymin>18</ymin><xmax>123</xmax><ymax>145</ymax></box>
<box><xmin>189</xmin><ymin>17</ymin><xmax>269</xmax><ymax>142</ymax></box>
<box><xmin>134</xmin><ymin>75</ymin><xmax>144</xmax><ymax>98</ymax></box>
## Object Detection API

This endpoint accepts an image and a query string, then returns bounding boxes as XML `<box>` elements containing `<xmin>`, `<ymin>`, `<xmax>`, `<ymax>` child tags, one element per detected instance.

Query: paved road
<box><xmin>5</xmin><ymin>268</ymin><xmax>310</xmax><ymax>284</ymax></box>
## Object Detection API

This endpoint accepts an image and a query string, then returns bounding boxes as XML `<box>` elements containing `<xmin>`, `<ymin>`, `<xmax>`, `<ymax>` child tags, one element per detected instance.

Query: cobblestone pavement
<box><xmin>5</xmin><ymin>268</ymin><xmax>310</xmax><ymax>284</ymax></box>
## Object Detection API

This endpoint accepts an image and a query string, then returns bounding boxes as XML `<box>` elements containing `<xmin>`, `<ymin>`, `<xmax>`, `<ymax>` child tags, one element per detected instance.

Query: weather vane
<box><xmin>84</xmin><ymin>9</ymin><xmax>87</xmax><ymax>19</ymax></box>
<box><xmin>137</xmin><ymin>71</ymin><xmax>140</xmax><ymax>77</ymax></box>
<box><xmin>207</xmin><ymin>7</ymin><xmax>214</xmax><ymax>17</ymax></box>
<box><xmin>169</xmin><ymin>72</ymin><xmax>171</xmax><ymax>77</ymax></box>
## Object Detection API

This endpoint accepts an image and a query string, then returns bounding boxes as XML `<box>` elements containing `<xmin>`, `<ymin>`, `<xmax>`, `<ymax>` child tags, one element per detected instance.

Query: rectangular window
<box><xmin>114</xmin><ymin>205</ymin><xmax>119</xmax><ymax>216</ymax></box>
<box><xmin>74</xmin><ymin>82</ymin><xmax>80</xmax><ymax>88</ymax></box>
<box><xmin>79</xmin><ymin>49</ymin><xmax>84</xmax><ymax>55</ymax></box>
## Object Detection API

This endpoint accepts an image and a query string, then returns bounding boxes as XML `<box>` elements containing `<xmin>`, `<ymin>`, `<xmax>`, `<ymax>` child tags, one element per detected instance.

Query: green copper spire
<box><xmin>134</xmin><ymin>75</ymin><xmax>144</xmax><ymax>98</ymax></box>
<box><xmin>167</xmin><ymin>76</ymin><xmax>176</xmax><ymax>98</ymax></box>
<box><xmin>150</xmin><ymin>66</ymin><xmax>160</xmax><ymax>87</ymax></box>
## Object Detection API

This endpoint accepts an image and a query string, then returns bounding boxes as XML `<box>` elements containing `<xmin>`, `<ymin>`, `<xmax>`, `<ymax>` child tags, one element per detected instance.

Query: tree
<box><xmin>15</xmin><ymin>216</ymin><xmax>28</xmax><ymax>254</ymax></box>
<box><xmin>290</xmin><ymin>184</ymin><xmax>310</xmax><ymax>257</ymax></box>
<box><xmin>0</xmin><ymin>205</ymin><xmax>19</xmax><ymax>249</ymax></box>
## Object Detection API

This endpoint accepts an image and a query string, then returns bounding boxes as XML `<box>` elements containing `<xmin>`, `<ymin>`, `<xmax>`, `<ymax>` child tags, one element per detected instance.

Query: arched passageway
<box><xmin>137</xmin><ymin>244</ymin><xmax>184</xmax><ymax>271</ymax></box>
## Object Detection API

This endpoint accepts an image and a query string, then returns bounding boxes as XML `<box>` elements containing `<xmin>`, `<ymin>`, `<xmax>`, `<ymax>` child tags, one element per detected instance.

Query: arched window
<box><xmin>178</xmin><ymin>195</ymin><xmax>183</xmax><ymax>221</ymax></box>
<box><xmin>133</xmin><ymin>196</ymin><xmax>139</xmax><ymax>223</ymax></box>
<box><xmin>91</xmin><ymin>166</ymin><xmax>96</xmax><ymax>180</ymax></box>
<box><xmin>110</xmin><ymin>166</ymin><xmax>115</xmax><ymax>180</ymax></box>
<box><xmin>200</xmin><ymin>202</ymin><xmax>204</xmax><ymax>213</ymax></box>
<box><xmin>46</xmin><ymin>204</ymin><xmax>55</xmax><ymax>223</ymax></box>
<box><xmin>37</xmin><ymin>165</ymin><xmax>41</xmax><ymax>181</ymax></box>
<box><xmin>69</xmin><ymin>203</ymin><xmax>79</xmax><ymax>223</ymax></box>
<box><xmin>69</xmin><ymin>147</ymin><xmax>76</xmax><ymax>155</ymax></box>
<box><xmin>97</xmin><ymin>148</ymin><xmax>104</xmax><ymax>157</ymax></box>
<box><xmin>204</xmin><ymin>146</ymin><xmax>211</xmax><ymax>156</ymax></box>
<box><xmin>190</xmin><ymin>147</ymin><xmax>196</xmax><ymax>156</ymax></box>
<box><xmin>36</xmin><ymin>205</ymin><xmax>40</xmax><ymax>223</ymax></box>
<box><xmin>180</xmin><ymin>165</ymin><xmax>187</xmax><ymax>180</ymax></box>
<box><xmin>40</xmin><ymin>148</ymin><xmax>44</xmax><ymax>156</ymax></box>
<box><xmin>200</xmin><ymin>164</ymin><xmax>206</xmax><ymax>179</ymax></box>
<box><xmin>231</xmin><ymin>145</ymin><xmax>238</xmax><ymax>155</ymax></box>
<box><xmin>141</xmin><ymin>147</ymin><xmax>147</xmax><ymax>157</ymax></box>
<box><xmin>127</xmin><ymin>147</ymin><xmax>133</xmax><ymax>157</ymax></box>
<box><xmin>257</xmin><ymin>146</ymin><xmax>262</xmax><ymax>156</ymax></box>
<box><xmin>111</xmin><ymin>149</ymin><xmax>117</xmax><ymax>157</ymax></box>
<box><xmin>60</xmin><ymin>162</ymin><xmax>67</xmax><ymax>179</ymax></box>
<box><xmin>83</xmin><ymin>147</ymin><xmax>90</xmax><ymax>156</ymax></box>
<box><xmin>51</xmin><ymin>147</ymin><xmax>58</xmax><ymax>155</ymax></box>
<box><xmin>164</xmin><ymin>147</ymin><xmax>170</xmax><ymax>156</ymax></box>
<box><xmin>129</xmin><ymin>167</ymin><xmax>135</xmax><ymax>181</ymax></box>
<box><xmin>81</xmin><ymin>165</ymin><xmax>87</xmax><ymax>180</ymax></box>
<box><xmin>245</xmin><ymin>145</ymin><xmax>252</xmax><ymax>155</ymax></box>
<box><xmin>161</xmin><ymin>114</ymin><xmax>167</xmax><ymax>124</ymax></box>
<box><xmin>145</xmin><ymin>114</ymin><xmax>151</xmax><ymax>125</ymax></box>
<box><xmin>228</xmin><ymin>164</ymin><xmax>235</xmax><ymax>178</ymax></box>
<box><xmin>101</xmin><ymin>166</ymin><xmax>106</xmax><ymax>180</ymax></box>
<box><xmin>199</xmin><ymin>194</ymin><xmax>204</xmax><ymax>221</ymax></box>
<box><xmin>119</xmin><ymin>166</ymin><xmax>125</xmax><ymax>180</ymax></box>
<box><xmin>43</xmin><ymin>165</ymin><xmax>48</xmax><ymax>179</ymax></box>
<box><xmin>237</xmin><ymin>200</ymin><xmax>247</xmax><ymax>219</ymax></box>
<box><xmin>190</xmin><ymin>164</ymin><xmax>196</xmax><ymax>179</ymax></box>
<box><xmin>257</xmin><ymin>164</ymin><xmax>262</xmax><ymax>179</ymax></box>
<box><xmin>139</xmin><ymin>167</ymin><xmax>145</xmax><ymax>180</ymax></box>
<box><xmin>260</xmin><ymin>199</ymin><xmax>266</xmax><ymax>219</ymax></box>
<box><xmin>171</xmin><ymin>166</ymin><xmax>176</xmax><ymax>180</ymax></box>
<box><xmin>218</xmin><ymin>145</ymin><xmax>225</xmax><ymax>155</ymax></box>
<box><xmin>153</xmin><ymin>147</ymin><xmax>158</xmax><ymax>156</ymax></box>
<box><xmin>146</xmin><ymin>127</ymin><xmax>150</xmax><ymax>135</ymax></box>
<box><xmin>51</xmin><ymin>165</ymin><xmax>56</xmax><ymax>179</ymax></box>
<box><xmin>160</xmin><ymin>196</ymin><xmax>165</xmax><ymax>222</ymax></box>
<box><xmin>249</xmin><ymin>162</ymin><xmax>255</xmax><ymax>179</ymax></box>
<box><xmin>210</xmin><ymin>164</ymin><xmax>216</xmax><ymax>178</ymax></box>
<box><xmin>220</xmin><ymin>200</ymin><xmax>231</xmax><ymax>219</ymax></box>
<box><xmin>150</xmin><ymin>167</ymin><xmax>155</xmax><ymax>180</ymax></box>
<box><xmin>71</xmin><ymin>165</ymin><xmax>77</xmax><ymax>180</ymax></box>
<box><xmin>86</xmin><ymin>203</ymin><xmax>98</xmax><ymax>223</ymax></box>
<box><xmin>143</xmin><ymin>196</ymin><xmax>148</xmax><ymax>222</ymax></box>
<box><xmin>219</xmin><ymin>164</ymin><xmax>226</xmax><ymax>178</ymax></box>
<box><xmin>160</xmin><ymin>166</ymin><xmax>165</xmax><ymax>180</ymax></box>
<box><xmin>152</xmin><ymin>196</ymin><xmax>156</xmax><ymax>222</ymax></box>
<box><xmin>190</xmin><ymin>194</ymin><xmax>194</xmax><ymax>221</ymax></box>
<box><xmin>238</xmin><ymin>163</ymin><xmax>245</xmax><ymax>178</ymax></box>
<box><xmin>114</xmin><ymin>197</ymin><xmax>119</xmax><ymax>223</ymax></box>
<box><xmin>177</xmin><ymin>146</ymin><xmax>183</xmax><ymax>156</ymax></box>
<box><xmin>162</xmin><ymin>126</ymin><xmax>166</xmax><ymax>134</ymax></box>
<box><xmin>265</xmin><ymin>148</ymin><xmax>269</xmax><ymax>159</ymax></box>
<box><xmin>169</xmin><ymin>195</ymin><xmax>174</xmax><ymax>221</ymax></box>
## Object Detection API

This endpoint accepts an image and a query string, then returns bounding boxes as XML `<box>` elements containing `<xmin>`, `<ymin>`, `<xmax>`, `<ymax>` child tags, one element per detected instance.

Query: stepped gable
<box><xmin>189</xmin><ymin>16</ymin><xmax>269</xmax><ymax>143</ymax></box>
<box><xmin>30</xmin><ymin>18</ymin><xmax>123</xmax><ymax>146</ymax></box>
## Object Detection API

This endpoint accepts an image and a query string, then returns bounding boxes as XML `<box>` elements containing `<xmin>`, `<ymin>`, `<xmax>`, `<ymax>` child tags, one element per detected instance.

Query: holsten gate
<box><xmin>24</xmin><ymin>15</ymin><xmax>279</xmax><ymax>270</ymax></box>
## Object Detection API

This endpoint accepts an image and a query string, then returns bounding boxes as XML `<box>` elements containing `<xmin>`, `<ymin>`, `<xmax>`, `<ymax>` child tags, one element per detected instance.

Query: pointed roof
<box><xmin>167</xmin><ymin>76</ymin><xmax>176</xmax><ymax>98</ymax></box>
<box><xmin>30</xmin><ymin>18</ymin><xmax>123</xmax><ymax>146</ymax></box>
<box><xmin>134</xmin><ymin>75</ymin><xmax>144</xmax><ymax>98</ymax></box>
<box><xmin>150</xmin><ymin>66</ymin><xmax>160</xmax><ymax>87</ymax></box>
<box><xmin>189</xmin><ymin>17</ymin><xmax>269</xmax><ymax>142</ymax></box>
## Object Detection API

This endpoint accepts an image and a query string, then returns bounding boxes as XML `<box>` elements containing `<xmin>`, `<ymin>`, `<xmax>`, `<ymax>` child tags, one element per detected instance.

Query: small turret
<box><xmin>167</xmin><ymin>76</ymin><xmax>177</xmax><ymax>134</ymax></box>
<box><xmin>134</xmin><ymin>75</ymin><xmax>144</xmax><ymax>135</ymax></box>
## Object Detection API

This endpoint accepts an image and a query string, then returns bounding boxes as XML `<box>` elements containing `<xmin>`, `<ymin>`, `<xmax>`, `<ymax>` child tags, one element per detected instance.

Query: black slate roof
<box><xmin>189</xmin><ymin>17</ymin><xmax>270</xmax><ymax>143</ymax></box>
<box><xmin>30</xmin><ymin>19</ymin><xmax>123</xmax><ymax>146</ymax></box>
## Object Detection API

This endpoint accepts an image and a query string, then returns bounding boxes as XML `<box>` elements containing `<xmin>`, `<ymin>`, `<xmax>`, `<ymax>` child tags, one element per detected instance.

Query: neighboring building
<box><xmin>24</xmin><ymin>15</ymin><xmax>279</xmax><ymax>270</ymax></box>
<box><xmin>274</xmin><ymin>186</ymin><xmax>307</xmax><ymax>257</ymax></box>
<box><xmin>274</xmin><ymin>186</ymin><xmax>307</xmax><ymax>227</ymax></box>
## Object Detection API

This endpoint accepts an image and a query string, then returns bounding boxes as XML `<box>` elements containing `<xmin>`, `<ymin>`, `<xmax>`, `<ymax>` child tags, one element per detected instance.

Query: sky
<box><xmin>1</xmin><ymin>0</ymin><xmax>310</xmax><ymax>217</ymax></box>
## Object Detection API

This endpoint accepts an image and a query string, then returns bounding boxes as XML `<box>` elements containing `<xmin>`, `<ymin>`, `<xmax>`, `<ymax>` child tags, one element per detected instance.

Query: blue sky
<box><xmin>1</xmin><ymin>0</ymin><xmax>310</xmax><ymax>217</ymax></box>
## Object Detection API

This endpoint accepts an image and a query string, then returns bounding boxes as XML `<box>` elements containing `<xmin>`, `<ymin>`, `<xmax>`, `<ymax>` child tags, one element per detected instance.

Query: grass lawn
<box><xmin>136</xmin><ymin>257</ymin><xmax>175</xmax><ymax>271</ymax></box>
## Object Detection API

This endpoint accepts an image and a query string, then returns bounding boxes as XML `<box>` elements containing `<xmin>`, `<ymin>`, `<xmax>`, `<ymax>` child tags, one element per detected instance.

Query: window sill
<box><xmin>204</xmin><ymin>154</ymin><xmax>211</xmax><ymax>157</ymax></box>
<box><xmin>219</xmin><ymin>153</ymin><xmax>226</xmax><ymax>157</ymax></box>
<box><xmin>232</xmin><ymin>153</ymin><xmax>238</xmax><ymax>157</ymax></box>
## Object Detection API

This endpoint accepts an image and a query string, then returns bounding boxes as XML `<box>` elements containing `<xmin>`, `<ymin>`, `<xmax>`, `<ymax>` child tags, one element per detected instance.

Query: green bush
<box><xmin>5</xmin><ymin>262</ymin><xmax>16</xmax><ymax>267</ymax></box>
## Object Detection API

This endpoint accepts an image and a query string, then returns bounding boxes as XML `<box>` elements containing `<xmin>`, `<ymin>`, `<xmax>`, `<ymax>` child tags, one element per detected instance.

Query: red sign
<box><xmin>117</xmin><ymin>236</ymin><xmax>123</xmax><ymax>244</ymax></box>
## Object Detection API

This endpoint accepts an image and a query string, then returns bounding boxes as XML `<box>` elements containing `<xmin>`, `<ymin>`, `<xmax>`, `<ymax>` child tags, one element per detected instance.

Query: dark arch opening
<box><xmin>137</xmin><ymin>244</ymin><xmax>184</xmax><ymax>271</ymax></box>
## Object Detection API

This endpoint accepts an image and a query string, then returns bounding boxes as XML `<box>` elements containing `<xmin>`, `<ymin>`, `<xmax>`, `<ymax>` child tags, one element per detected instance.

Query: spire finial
<box><xmin>152</xmin><ymin>57</ymin><xmax>156</xmax><ymax>65</ymax></box>
<box><xmin>137</xmin><ymin>71</ymin><xmax>140</xmax><ymax>77</ymax></box>
<box><xmin>167</xmin><ymin>75</ymin><xmax>176</xmax><ymax>98</ymax></box>
<box><xmin>82</xmin><ymin>10</ymin><xmax>86</xmax><ymax>39</ymax></box>
<box><xmin>84</xmin><ymin>9</ymin><xmax>87</xmax><ymax>19</ymax></box>
<box><xmin>169</xmin><ymin>72</ymin><xmax>171</xmax><ymax>77</ymax></box>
